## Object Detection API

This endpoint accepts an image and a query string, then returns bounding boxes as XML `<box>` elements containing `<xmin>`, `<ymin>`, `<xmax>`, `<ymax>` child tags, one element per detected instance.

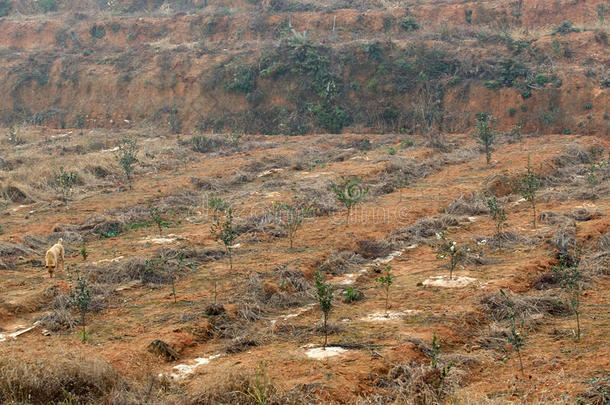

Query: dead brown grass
<box><xmin>479</xmin><ymin>291</ymin><xmax>571</xmax><ymax>322</ymax></box>
<box><xmin>0</xmin><ymin>351</ymin><xmax>129</xmax><ymax>404</ymax></box>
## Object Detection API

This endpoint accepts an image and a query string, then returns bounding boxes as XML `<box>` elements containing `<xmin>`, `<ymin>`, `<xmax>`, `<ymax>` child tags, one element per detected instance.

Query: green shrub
<box><xmin>225</xmin><ymin>65</ymin><xmax>257</xmax><ymax>94</ymax></box>
<box><xmin>400</xmin><ymin>17</ymin><xmax>420</xmax><ymax>31</ymax></box>
<box><xmin>269</xmin><ymin>196</ymin><xmax>313</xmax><ymax>250</ymax></box>
<box><xmin>375</xmin><ymin>265</ymin><xmax>394</xmax><ymax>315</ymax></box>
<box><xmin>209</xmin><ymin>196</ymin><xmax>239</xmax><ymax>270</ymax></box>
<box><xmin>115</xmin><ymin>137</ymin><xmax>138</xmax><ymax>186</ymax></box>
<box><xmin>90</xmin><ymin>25</ymin><xmax>106</xmax><ymax>39</ymax></box>
<box><xmin>69</xmin><ymin>270</ymin><xmax>91</xmax><ymax>342</ymax></box>
<box><xmin>598</xmin><ymin>4</ymin><xmax>608</xmax><ymax>22</ymax></box>
<box><xmin>473</xmin><ymin>112</ymin><xmax>496</xmax><ymax>165</ymax></box>
<box><xmin>74</xmin><ymin>113</ymin><xmax>85</xmax><ymax>128</ymax></box>
<box><xmin>361</xmin><ymin>42</ymin><xmax>383</xmax><ymax>62</ymax></box>
<box><xmin>552</xmin><ymin>21</ymin><xmax>580</xmax><ymax>36</ymax></box>
<box><xmin>311</xmin><ymin>104</ymin><xmax>350</xmax><ymax>134</ymax></box>
<box><xmin>314</xmin><ymin>271</ymin><xmax>334</xmax><ymax>349</ymax></box>
<box><xmin>516</xmin><ymin>156</ymin><xmax>541</xmax><ymax>229</ymax></box>
<box><xmin>99</xmin><ymin>223</ymin><xmax>121</xmax><ymax>239</ymax></box>
<box><xmin>51</xmin><ymin>167</ymin><xmax>78</xmax><ymax>204</ymax></box>
<box><xmin>38</xmin><ymin>0</ymin><xmax>57</xmax><ymax>13</ymax></box>
<box><xmin>535</xmin><ymin>74</ymin><xmax>549</xmax><ymax>86</ymax></box>
<box><xmin>464</xmin><ymin>9</ymin><xmax>473</xmax><ymax>24</ymax></box>
<box><xmin>148</xmin><ymin>201</ymin><xmax>169</xmax><ymax>235</ymax></box>
<box><xmin>508</xmin><ymin>107</ymin><xmax>517</xmax><ymax>117</ymax></box>
<box><xmin>168</xmin><ymin>110</ymin><xmax>182</xmax><ymax>134</ymax></box>
<box><xmin>487</xmin><ymin>197</ymin><xmax>507</xmax><ymax>234</ymax></box>
<box><xmin>0</xmin><ymin>0</ymin><xmax>12</xmax><ymax>17</ymax></box>
<box><xmin>332</xmin><ymin>175</ymin><xmax>369</xmax><ymax>225</ymax></box>
<box><xmin>191</xmin><ymin>135</ymin><xmax>225</xmax><ymax>153</ymax></box>
<box><xmin>343</xmin><ymin>287</ymin><xmax>363</xmax><ymax>303</ymax></box>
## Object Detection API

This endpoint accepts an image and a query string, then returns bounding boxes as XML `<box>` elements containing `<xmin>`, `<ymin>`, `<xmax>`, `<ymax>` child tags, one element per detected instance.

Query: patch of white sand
<box><xmin>338</xmin><ymin>273</ymin><xmax>356</xmax><ymax>285</ymax></box>
<box><xmin>363</xmin><ymin>310</ymin><xmax>420</xmax><ymax>322</ymax></box>
<box><xmin>91</xmin><ymin>256</ymin><xmax>124</xmax><ymax>265</ymax></box>
<box><xmin>167</xmin><ymin>354</ymin><xmax>222</xmax><ymax>380</ymax></box>
<box><xmin>373</xmin><ymin>250</ymin><xmax>403</xmax><ymax>265</ymax></box>
<box><xmin>257</xmin><ymin>168</ymin><xmax>284</xmax><ymax>178</ymax></box>
<box><xmin>422</xmin><ymin>275</ymin><xmax>477</xmax><ymax>288</ymax></box>
<box><xmin>280</xmin><ymin>304</ymin><xmax>315</xmax><ymax>320</ymax></box>
<box><xmin>140</xmin><ymin>234</ymin><xmax>183</xmax><ymax>245</ymax></box>
<box><xmin>0</xmin><ymin>321</ymin><xmax>40</xmax><ymax>343</ymax></box>
<box><xmin>305</xmin><ymin>346</ymin><xmax>348</xmax><ymax>359</ymax></box>
<box><xmin>334</xmin><ymin>249</ymin><xmax>406</xmax><ymax>287</ymax></box>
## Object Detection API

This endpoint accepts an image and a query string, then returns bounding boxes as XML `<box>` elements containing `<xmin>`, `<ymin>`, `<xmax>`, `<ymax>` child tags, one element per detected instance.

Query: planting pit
<box><xmin>167</xmin><ymin>354</ymin><xmax>222</xmax><ymax>380</ymax></box>
<box><xmin>363</xmin><ymin>310</ymin><xmax>420</xmax><ymax>322</ymax></box>
<box><xmin>304</xmin><ymin>346</ymin><xmax>349</xmax><ymax>359</ymax></box>
<box><xmin>422</xmin><ymin>275</ymin><xmax>477</xmax><ymax>288</ymax></box>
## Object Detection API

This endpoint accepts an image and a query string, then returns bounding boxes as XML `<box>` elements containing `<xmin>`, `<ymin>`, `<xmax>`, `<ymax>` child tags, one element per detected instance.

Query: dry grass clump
<box><xmin>0</xmin><ymin>182</ymin><xmax>34</xmax><ymax>204</ymax></box>
<box><xmin>241</xmin><ymin>154</ymin><xmax>292</xmax><ymax>173</ymax></box>
<box><xmin>371</xmin><ymin>157</ymin><xmax>437</xmax><ymax>196</ymax></box>
<box><xmin>549</xmin><ymin>226</ymin><xmax>576</xmax><ymax>253</ymax></box>
<box><xmin>274</xmin><ymin>264</ymin><xmax>311</xmax><ymax>293</ymax></box>
<box><xmin>532</xmin><ymin>271</ymin><xmax>562</xmax><ymax>290</ymax></box>
<box><xmin>88</xmin><ymin>253</ymin><xmax>191</xmax><ymax>285</ymax></box>
<box><xmin>296</xmin><ymin>183</ymin><xmax>338</xmax><ymax>216</ymax></box>
<box><xmin>578</xmin><ymin>252</ymin><xmax>610</xmax><ymax>278</ymax></box>
<box><xmin>598</xmin><ymin>233</ymin><xmax>610</xmax><ymax>250</ymax></box>
<box><xmin>224</xmin><ymin>335</ymin><xmax>260</xmax><ymax>354</ymax></box>
<box><xmin>0</xmin><ymin>351</ymin><xmax>130</xmax><ymax>404</ymax></box>
<box><xmin>357</xmin><ymin>360</ymin><xmax>464</xmax><ymax>405</ymax></box>
<box><xmin>570</xmin><ymin>206</ymin><xmax>601</xmax><ymax>221</ymax></box>
<box><xmin>479</xmin><ymin>291</ymin><xmax>571</xmax><ymax>321</ymax></box>
<box><xmin>237</xmin><ymin>213</ymin><xmax>285</xmax><ymax>238</ymax></box>
<box><xmin>485</xmin><ymin>231</ymin><xmax>532</xmax><ymax>249</ymax></box>
<box><xmin>539</xmin><ymin>211</ymin><xmax>575</xmax><ymax>226</ymax></box>
<box><xmin>423</xmin><ymin>132</ymin><xmax>453</xmax><ymax>152</ymax></box>
<box><xmin>235</xmin><ymin>271</ymin><xmax>313</xmax><ymax>320</ymax></box>
<box><xmin>551</xmin><ymin>144</ymin><xmax>592</xmax><ymax>168</ymax></box>
<box><xmin>355</xmin><ymin>238</ymin><xmax>394</xmax><ymax>259</ymax></box>
<box><xmin>476</xmin><ymin>322</ymin><xmax>511</xmax><ymax>350</ymax></box>
<box><xmin>189</xmin><ymin>170</ymin><xmax>256</xmax><ymax>193</ymax></box>
<box><xmin>320</xmin><ymin>250</ymin><xmax>366</xmax><ymax>275</ymax></box>
<box><xmin>236</xmin><ymin>275</ymin><xmax>270</xmax><ymax>322</ymax></box>
<box><xmin>160</xmin><ymin>245</ymin><xmax>225</xmax><ymax>263</ymax></box>
<box><xmin>104</xmin><ymin>191</ymin><xmax>201</xmax><ymax>225</ymax></box>
<box><xmin>0</xmin><ymin>241</ymin><xmax>34</xmax><ymax>258</ymax></box>
<box><xmin>189</xmin><ymin>134</ymin><xmax>227</xmax><ymax>153</ymax></box>
<box><xmin>543</xmin><ymin>144</ymin><xmax>608</xmax><ymax>190</ymax></box>
<box><xmin>189</xmin><ymin>176</ymin><xmax>225</xmax><ymax>192</ymax></box>
<box><xmin>390</xmin><ymin>214</ymin><xmax>463</xmax><ymax>245</ymax></box>
<box><xmin>187</xmin><ymin>368</ymin><xmax>311</xmax><ymax>405</ymax></box>
<box><xmin>23</xmin><ymin>231</ymin><xmax>83</xmax><ymax>253</ymax></box>
<box><xmin>445</xmin><ymin>193</ymin><xmax>490</xmax><ymax>216</ymax></box>
<box><xmin>577</xmin><ymin>376</ymin><xmax>610</xmax><ymax>405</ymax></box>
<box><xmin>37</xmin><ymin>286</ymin><xmax>76</xmax><ymax>331</ymax></box>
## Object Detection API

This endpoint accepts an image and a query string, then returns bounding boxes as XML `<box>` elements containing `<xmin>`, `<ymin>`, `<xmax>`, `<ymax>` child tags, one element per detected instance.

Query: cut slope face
<box><xmin>0</xmin><ymin>0</ymin><xmax>607</xmax><ymax>136</ymax></box>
